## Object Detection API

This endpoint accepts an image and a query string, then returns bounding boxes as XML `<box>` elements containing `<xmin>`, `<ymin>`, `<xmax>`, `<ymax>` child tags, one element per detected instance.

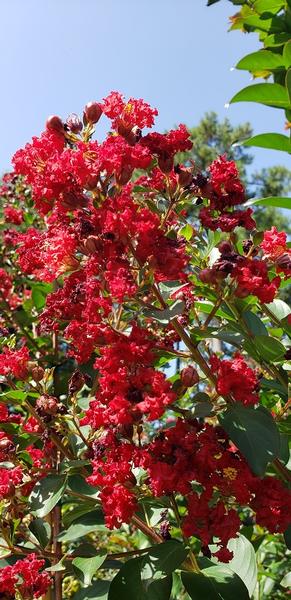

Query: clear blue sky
<box><xmin>0</xmin><ymin>0</ymin><xmax>289</xmax><ymax>175</ymax></box>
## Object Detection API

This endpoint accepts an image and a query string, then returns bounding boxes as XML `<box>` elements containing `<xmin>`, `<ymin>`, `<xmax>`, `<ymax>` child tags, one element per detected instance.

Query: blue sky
<box><xmin>0</xmin><ymin>0</ymin><xmax>289</xmax><ymax>175</ymax></box>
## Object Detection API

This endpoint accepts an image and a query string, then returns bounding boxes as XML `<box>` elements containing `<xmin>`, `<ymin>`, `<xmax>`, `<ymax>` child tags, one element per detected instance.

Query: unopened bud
<box><xmin>31</xmin><ymin>366</ymin><xmax>45</xmax><ymax>382</ymax></box>
<box><xmin>116</xmin><ymin>166</ymin><xmax>133</xmax><ymax>185</ymax></box>
<box><xmin>277</xmin><ymin>253</ymin><xmax>291</xmax><ymax>271</ymax></box>
<box><xmin>158</xmin><ymin>154</ymin><xmax>174</xmax><ymax>174</ymax></box>
<box><xmin>68</xmin><ymin>370</ymin><xmax>86</xmax><ymax>395</ymax></box>
<box><xmin>36</xmin><ymin>395</ymin><xmax>59</xmax><ymax>416</ymax></box>
<box><xmin>218</xmin><ymin>241</ymin><xmax>232</xmax><ymax>255</ymax></box>
<box><xmin>178</xmin><ymin>168</ymin><xmax>193</xmax><ymax>188</ymax></box>
<box><xmin>199</xmin><ymin>268</ymin><xmax>217</xmax><ymax>284</ymax></box>
<box><xmin>0</xmin><ymin>438</ymin><xmax>15</xmax><ymax>455</ymax></box>
<box><xmin>66</xmin><ymin>113</ymin><xmax>83</xmax><ymax>133</ymax></box>
<box><xmin>181</xmin><ymin>365</ymin><xmax>199</xmax><ymax>387</ymax></box>
<box><xmin>46</xmin><ymin>115</ymin><xmax>64</xmax><ymax>134</ymax></box>
<box><xmin>83</xmin><ymin>235</ymin><xmax>102</xmax><ymax>254</ymax></box>
<box><xmin>84</xmin><ymin>101</ymin><xmax>102</xmax><ymax>124</ymax></box>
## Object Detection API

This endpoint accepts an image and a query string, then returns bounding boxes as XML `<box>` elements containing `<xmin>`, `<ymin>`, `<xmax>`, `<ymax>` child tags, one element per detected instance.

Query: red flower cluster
<box><xmin>198</xmin><ymin>155</ymin><xmax>256</xmax><ymax>232</ymax></box>
<box><xmin>82</xmin><ymin>324</ymin><xmax>176</xmax><ymax>427</ymax></box>
<box><xmin>0</xmin><ymin>553</ymin><xmax>51</xmax><ymax>599</ymax></box>
<box><xmin>261</xmin><ymin>226</ymin><xmax>291</xmax><ymax>278</ymax></box>
<box><xmin>0</xmin><ymin>346</ymin><xmax>30</xmax><ymax>379</ymax></box>
<box><xmin>210</xmin><ymin>353</ymin><xmax>259</xmax><ymax>405</ymax></box>
<box><xmin>87</xmin><ymin>431</ymin><xmax>137</xmax><ymax>528</ymax></box>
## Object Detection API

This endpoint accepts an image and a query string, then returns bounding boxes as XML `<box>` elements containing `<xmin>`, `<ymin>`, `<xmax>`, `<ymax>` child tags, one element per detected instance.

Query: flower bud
<box><xmin>68</xmin><ymin>370</ymin><xmax>86</xmax><ymax>395</ymax></box>
<box><xmin>36</xmin><ymin>395</ymin><xmax>59</xmax><ymax>416</ymax></box>
<box><xmin>31</xmin><ymin>366</ymin><xmax>45</xmax><ymax>382</ymax></box>
<box><xmin>66</xmin><ymin>113</ymin><xmax>83</xmax><ymax>133</ymax></box>
<box><xmin>46</xmin><ymin>115</ymin><xmax>64</xmax><ymax>134</ymax></box>
<box><xmin>83</xmin><ymin>235</ymin><xmax>102</xmax><ymax>254</ymax></box>
<box><xmin>84</xmin><ymin>101</ymin><xmax>102</xmax><ymax>124</ymax></box>
<box><xmin>277</xmin><ymin>252</ymin><xmax>291</xmax><ymax>271</ymax></box>
<box><xmin>199</xmin><ymin>268</ymin><xmax>217</xmax><ymax>284</ymax></box>
<box><xmin>218</xmin><ymin>241</ymin><xmax>232</xmax><ymax>255</ymax></box>
<box><xmin>177</xmin><ymin>167</ymin><xmax>193</xmax><ymax>188</ymax></box>
<box><xmin>158</xmin><ymin>154</ymin><xmax>174</xmax><ymax>174</ymax></box>
<box><xmin>0</xmin><ymin>438</ymin><xmax>15</xmax><ymax>455</ymax></box>
<box><xmin>181</xmin><ymin>365</ymin><xmax>199</xmax><ymax>387</ymax></box>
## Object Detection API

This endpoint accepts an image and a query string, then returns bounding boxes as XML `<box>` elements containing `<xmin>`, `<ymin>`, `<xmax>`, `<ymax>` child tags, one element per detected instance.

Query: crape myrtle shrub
<box><xmin>0</xmin><ymin>92</ymin><xmax>290</xmax><ymax>599</ymax></box>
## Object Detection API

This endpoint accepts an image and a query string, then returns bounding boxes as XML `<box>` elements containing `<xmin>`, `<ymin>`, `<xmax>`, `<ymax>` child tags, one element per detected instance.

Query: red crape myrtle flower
<box><xmin>0</xmin><ymin>346</ymin><xmax>30</xmax><ymax>379</ymax></box>
<box><xmin>0</xmin><ymin>553</ymin><xmax>51</xmax><ymax>599</ymax></box>
<box><xmin>210</xmin><ymin>353</ymin><xmax>259</xmax><ymax>405</ymax></box>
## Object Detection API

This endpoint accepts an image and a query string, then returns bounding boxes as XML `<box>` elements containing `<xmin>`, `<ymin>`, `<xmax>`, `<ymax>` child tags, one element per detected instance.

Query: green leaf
<box><xmin>181</xmin><ymin>565</ymin><xmax>249</xmax><ymax>599</ymax></box>
<box><xmin>158</xmin><ymin>281</ymin><xmax>188</xmax><ymax>300</ymax></box>
<box><xmin>31</xmin><ymin>288</ymin><xmax>46</xmax><ymax>310</ymax></box>
<box><xmin>108</xmin><ymin>556</ymin><xmax>173</xmax><ymax>600</ymax></box>
<box><xmin>58</xmin><ymin>510</ymin><xmax>108</xmax><ymax>542</ymax></box>
<box><xmin>141</xmin><ymin>541</ymin><xmax>188</xmax><ymax>581</ymax></box>
<box><xmin>265</xmin><ymin>299</ymin><xmax>291</xmax><ymax>320</ymax></box>
<box><xmin>236</xmin><ymin>50</ymin><xmax>286</xmax><ymax>71</ymax></box>
<box><xmin>230</xmin><ymin>83</ymin><xmax>291</xmax><ymax>109</ymax></box>
<box><xmin>63</xmin><ymin>503</ymin><xmax>98</xmax><ymax>528</ymax></box>
<box><xmin>109</xmin><ymin>543</ymin><xmax>186</xmax><ymax>600</ymax></box>
<box><xmin>253</xmin><ymin>0</ymin><xmax>285</xmax><ymax>13</ymax></box>
<box><xmin>286</xmin><ymin>68</ymin><xmax>291</xmax><ymax>105</ymax></box>
<box><xmin>0</xmin><ymin>390</ymin><xmax>27</xmax><ymax>401</ymax></box>
<box><xmin>227</xmin><ymin>535</ymin><xmax>257</xmax><ymax>597</ymax></box>
<box><xmin>281</xmin><ymin>572</ymin><xmax>291</xmax><ymax>589</ymax></box>
<box><xmin>46</xmin><ymin>557</ymin><xmax>67</xmax><ymax>572</ymax></box>
<box><xmin>72</xmin><ymin>581</ymin><xmax>110</xmax><ymax>600</ymax></box>
<box><xmin>29</xmin><ymin>518</ymin><xmax>51</xmax><ymax>549</ymax></box>
<box><xmin>72</xmin><ymin>552</ymin><xmax>107</xmax><ymax>587</ymax></box>
<box><xmin>264</xmin><ymin>32</ymin><xmax>291</xmax><ymax>47</ymax></box>
<box><xmin>29</xmin><ymin>474</ymin><xmax>67</xmax><ymax>518</ymax></box>
<box><xmin>108</xmin><ymin>557</ymin><xmax>144</xmax><ymax>600</ymax></box>
<box><xmin>143</xmin><ymin>300</ymin><xmax>185</xmax><ymax>325</ymax></box>
<box><xmin>238</xmin><ymin>133</ymin><xmax>291</xmax><ymax>152</ymax></box>
<box><xmin>284</xmin><ymin>524</ymin><xmax>291</xmax><ymax>549</ymax></box>
<box><xmin>242</xmin><ymin>311</ymin><xmax>268</xmax><ymax>336</ymax></box>
<box><xmin>279</xmin><ymin>433</ymin><xmax>290</xmax><ymax>464</ymax></box>
<box><xmin>283</xmin><ymin>40</ymin><xmax>291</xmax><ymax>67</ymax></box>
<box><xmin>219</xmin><ymin>404</ymin><xmax>280</xmax><ymax>476</ymax></box>
<box><xmin>246</xmin><ymin>196</ymin><xmax>291</xmax><ymax>209</ymax></box>
<box><xmin>255</xmin><ymin>335</ymin><xmax>286</xmax><ymax>361</ymax></box>
<box><xmin>192</xmin><ymin>402</ymin><xmax>213</xmax><ymax>418</ymax></box>
<box><xmin>179</xmin><ymin>223</ymin><xmax>193</xmax><ymax>241</ymax></box>
<box><xmin>67</xmin><ymin>475</ymin><xmax>99</xmax><ymax>499</ymax></box>
<box><xmin>0</xmin><ymin>538</ymin><xmax>11</xmax><ymax>558</ymax></box>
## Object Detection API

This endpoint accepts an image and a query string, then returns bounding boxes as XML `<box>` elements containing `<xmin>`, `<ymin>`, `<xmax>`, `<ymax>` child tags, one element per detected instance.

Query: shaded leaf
<box><xmin>254</xmin><ymin>335</ymin><xmax>286</xmax><ymax>361</ymax></box>
<box><xmin>181</xmin><ymin>565</ymin><xmax>249</xmax><ymax>599</ymax></box>
<box><xmin>29</xmin><ymin>474</ymin><xmax>67</xmax><ymax>518</ymax></box>
<box><xmin>143</xmin><ymin>300</ymin><xmax>185</xmax><ymax>325</ymax></box>
<box><xmin>242</xmin><ymin>311</ymin><xmax>268</xmax><ymax>336</ymax></box>
<box><xmin>219</xmin><ymin>404</ymin><xmax>280</xmax><ymax>476</ymax></box>
<box><xmin>58</xmin><ymin>510</ymin><xmax>108</xmax><ymax>542</ymax></box>
<box><xmin>72</xmin><ymin>580</ymin><xmax>110</xmax><ymax>600</ymax></box>
<box><xmin>29</xmin><ymin>518</ymin><xmax>51</xmax><ymax>549</ymax></box>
